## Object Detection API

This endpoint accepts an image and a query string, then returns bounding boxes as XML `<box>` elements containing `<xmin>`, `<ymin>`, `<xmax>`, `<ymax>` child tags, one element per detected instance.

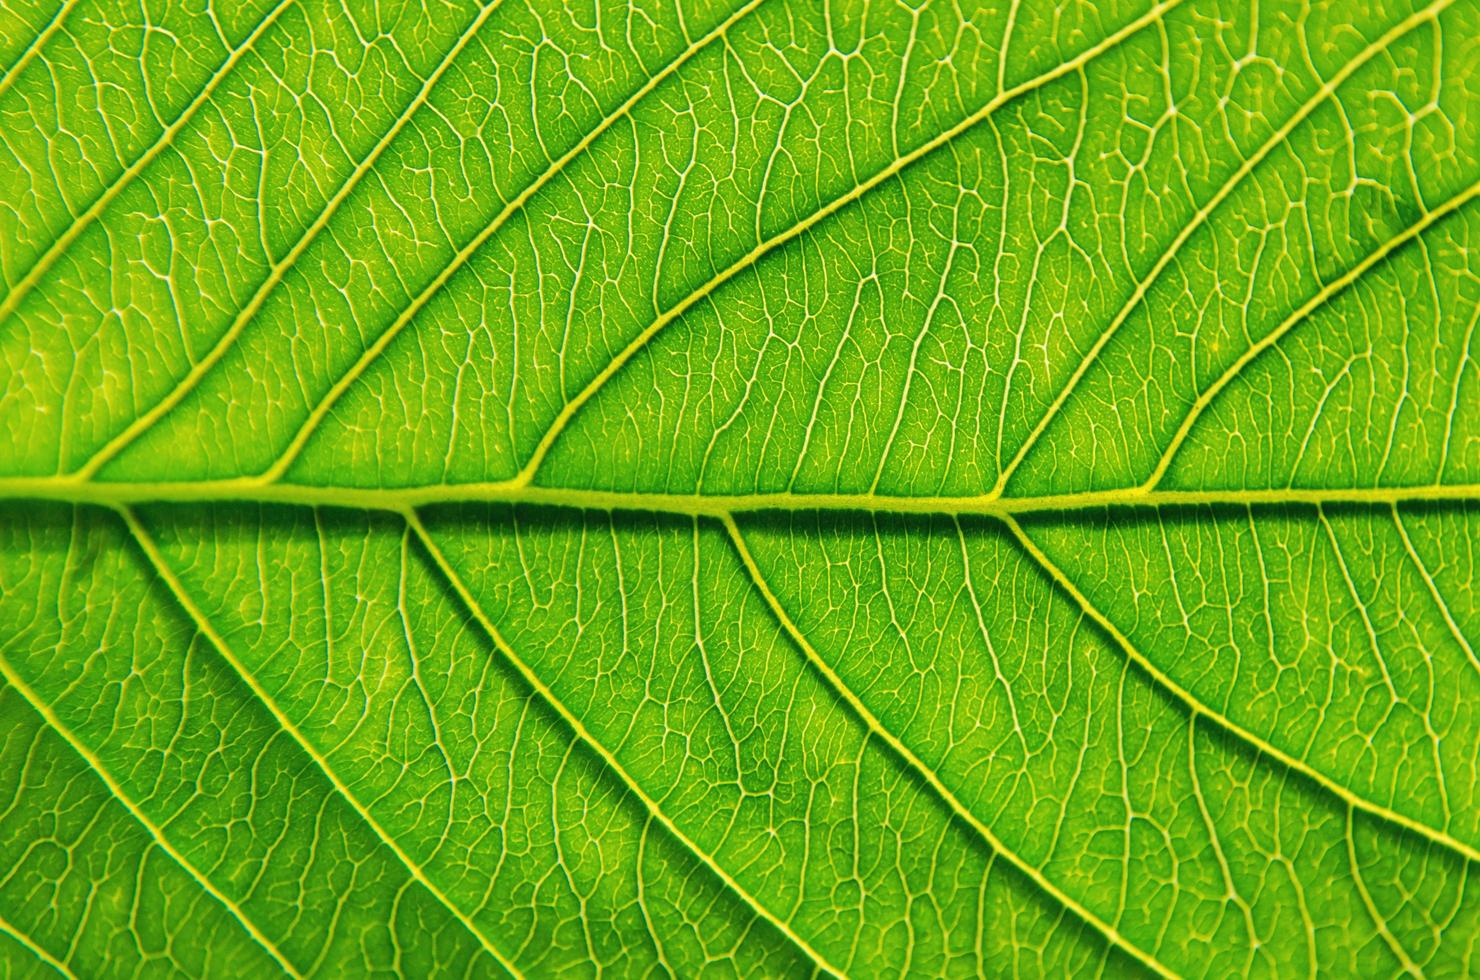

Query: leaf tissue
<box><xmin>0</xmin><ymin>0</ymin><xmax>1477</xmax><ymax>975</ymax></box>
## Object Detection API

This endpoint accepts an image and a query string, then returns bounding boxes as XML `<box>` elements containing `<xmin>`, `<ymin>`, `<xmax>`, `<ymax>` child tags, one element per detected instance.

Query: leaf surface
<box><xmin>0</xmin><ymin>0</ymin><xmax>1477</xmax><ymax>975</ymax></box>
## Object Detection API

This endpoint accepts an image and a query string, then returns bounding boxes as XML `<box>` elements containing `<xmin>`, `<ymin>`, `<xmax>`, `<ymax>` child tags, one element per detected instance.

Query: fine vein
<box><xmin>115</xmin><ymin>506</ymin><xmax>522</xmax><ymax>979</ymax></box>
<box><xmin>0</xmin><ymin>644</ymin><xmax>302</xmax><ymax>978</ymax></box>
<box><xmin>404</xmin><ymin>507</ymin><xmax>844</xmax><ymax>980</ymax></box>
<box><xmin>512</xmin><ymin>0</ymin><xmax>1184</xmax><ymax>486</ymax></box>
<box><xmin>71</xmin><ymin>0</ymin><xmax>512</xmax><ymax>480</ymax></box>
<box><xmin>723</xmin><ymin>514</ymin><xmax>1176</xmax><ymax>980</ymax></box>
<box><xmin>994</xmin><ymin>0</ymin><xmax>1456</xmax><ymax>493</ymax></box>
<box><xmin>1001</xmin><ymin>513</ymin><xmax>1480</xmax><ymax>867</ymax></box>
<box><xmin>0</xmin><ymin>0</ymin><xmax>297</xmax><ymax>324</ymax></box>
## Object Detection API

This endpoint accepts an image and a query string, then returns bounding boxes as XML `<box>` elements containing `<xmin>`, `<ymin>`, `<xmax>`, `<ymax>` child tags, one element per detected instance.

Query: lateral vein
<box><xmin>1145</xmin><ymin>174</ymin><xmax>1480</xmax><ymax>489</ymax></box>
<box><xmin>513</xmin><ymin>0</ymin><xmax>1184</xmax><ymax>486</ymax></box>
<box><xmin>0</xmin><ymin>909</ymin><xmax>77</xmax><ymax>979</ymax></box>
<box><xmin>0</xmin><ymin>644</ymin><xmax>302</xmax><ymax>978</ymax></box>
<box><xmin>0</xmin><ymin>0</ymin><xmax>297</xmax><ymax>324</ymax></box>
<box><xmin>71</xmin><ymin>0</ymin><xmax>512</xmax><ymax>481</ymax></box>
<box><xmin>721</xmin><ymin>514</ymin><xmax>1177</xmax><ymax>980</ymax></box>
<box><xmin>1000</xmin><ymin>513</ymin><xmax>1480</xmax><ymax>868</ymax></box>
<box><xmin>994</xmin><ymin>0</ymin><xmax>1457</xmax><ymax>493</ymax></box>
<box><xmin>252</xmin><ymin>0</ymin><xmax>774</xmax><ymax>484</ymax></box>
<box><xmin>113</xmin><ymin>505</ymin><xmax>523</xmax><ymax>979</ymax></box>
<box><xmin>0</xmin><ymin>0</ymin><xmax>81</xmax><ymax>102</ymax></box>
<box><xmin>403</xmin><ymin>507</ymin><xmax>846</xmax><ymax>980</ymax></box>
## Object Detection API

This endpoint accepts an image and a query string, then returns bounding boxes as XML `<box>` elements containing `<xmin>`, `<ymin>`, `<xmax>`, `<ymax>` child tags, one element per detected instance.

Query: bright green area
<box><xmin>0</xmin><ymin>0</ymin><xmax>1477</xmax><ymax>975</ymax></box>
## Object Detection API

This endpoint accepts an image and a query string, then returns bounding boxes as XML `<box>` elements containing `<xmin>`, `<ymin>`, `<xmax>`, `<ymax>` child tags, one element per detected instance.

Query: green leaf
<box><xmin>0</xmin><ymin>0</ymin><xmax>1476</xmax><ymax>974</ymax></box>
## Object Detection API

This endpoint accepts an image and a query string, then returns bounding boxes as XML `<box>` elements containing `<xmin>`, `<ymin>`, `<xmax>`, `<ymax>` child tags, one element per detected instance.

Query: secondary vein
<box><xmin>1001</xmin><ymin>512</ymin><xmax>1480</xmax><ymax>868</ymax></box>
<box><xmin>722</xmin><ymin>514</ymin><xmax>1176</xmax><ymax>980</ymax></box>
<box><xmin>994</xmin><ymin>0</ymin><xmax>1458</xmax><ymax>495</ymax></box>
<box><xmin>0</xmin><ymin>0</ymin><xmax>81</xmax><ymax>102</ymax></box>
<box><xmin>511</xmin><ymin>0</ymin><xmax>1185</xmax><ymax>487</ymax></box>
<box><xmin>115</xmin><ymin>505</ymin><xmax>523</xmax><ymax>979</ymax></box>
<box><xmin>70</xmin><ymin>0</ymin><xmax>512</xmax><ymax>481</ymax></box>
<box><xmin>251</xmin><ymin>0</ymin><xmax>774</xmax><ymax>485</ymax></box>
<box><xmin>0</xmin><ymin>0</ymin><xmax>298</xmax><ymax>325</ymax></box>
<box><xmin>404</xmin><ymin>507</ymin><xmax>845</xmax><ymax>980</ymax></box>
<box><xmin>0</xmin><ymin>642</ymin><xmax>303</xmax><ymax>979</ymax></box>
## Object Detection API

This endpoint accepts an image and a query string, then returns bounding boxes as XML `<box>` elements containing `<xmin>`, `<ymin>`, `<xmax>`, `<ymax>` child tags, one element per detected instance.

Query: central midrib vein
<box><xmin>0</xmin><ymin>478</ymin><xmax>1473</xmax><ymax>516</ymax></box>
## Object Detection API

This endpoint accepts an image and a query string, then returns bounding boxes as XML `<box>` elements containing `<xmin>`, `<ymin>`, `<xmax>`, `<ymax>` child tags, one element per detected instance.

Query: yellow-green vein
<box><xmin>70</xmin><ymin>0</ymin><xmax>511</xmax><ymax>481</ymax></box>
<box><xmin>0</xmin><ymin>0</ymin><xmax>297</xmax><ymax>324</ymax></box>
<box><xmin>114</xmin><ymin>505</ymin><xmax>522</xmax><ymax>980</ymax></box>
<box><xmin>403</xmin><ymin>507</ymin><xmax>845</xmax><ymax>980</ymax></box>
<box><xmin>1000</xmin><ymin>512</ymin><xmax>1480</xmax><ymax>867</ymax></box>
<box><xmin>0</xmin><ymin>644</ymin><xmax>302</xmax><ymax>978</ymax></box>
<box><xmin>995</xmin><ymin>0</ymin><xmax>1456</xmax><ymax>494</ymax></box>
<box><xmin>512</xmin><ymin>0</ymin><xmax>1184</xmax><ymax>487</ymax></box>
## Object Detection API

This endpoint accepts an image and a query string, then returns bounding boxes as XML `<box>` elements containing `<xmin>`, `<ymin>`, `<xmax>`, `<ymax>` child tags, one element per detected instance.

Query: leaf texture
<box><xmin>0</xmin><ymin>0</ymin><xmax>1477</xmax><ymax>975</ymax></box>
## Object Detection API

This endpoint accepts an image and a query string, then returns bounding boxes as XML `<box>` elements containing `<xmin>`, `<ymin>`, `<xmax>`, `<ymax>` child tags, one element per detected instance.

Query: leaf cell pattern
<box><xmin>0</xmin><ymin>0</ymin><xmax>1477</xmax><ymax>975</ymax></box>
